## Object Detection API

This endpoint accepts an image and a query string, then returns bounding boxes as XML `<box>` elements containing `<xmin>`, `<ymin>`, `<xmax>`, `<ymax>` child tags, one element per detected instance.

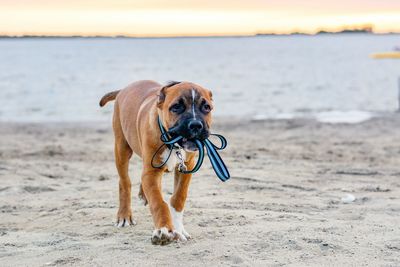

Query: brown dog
<box><xmin>100</xmin><ymin>80</ymin><xmax>213</xmax><ymax>245</ymax></box>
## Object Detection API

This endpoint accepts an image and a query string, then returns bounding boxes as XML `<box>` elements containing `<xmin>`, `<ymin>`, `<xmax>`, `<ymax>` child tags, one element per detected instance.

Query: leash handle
<box><xmin>158</xmin><ymin>117</ymin><xmax>184</xmax><ymax>147</ymax></box>
<box><xmin>208</xmin><ymin>134</ymin><xmax>227</xmax><ymax>150</ymax></box>
<box><xmin>151</xmin><ymin>144</ymin><xmax>171</xmax><ymax>169</ymax></box>
<box><xmin>161</xmin><ymin>134</ymin><xmax>183</xmax><ymax>146</ymax></box>
<box><xmin>204</xmin><ymin>138</ymin><xmax>230</xmax><ymax>182</ymax></box>
<box><xmin>180</xmin><ymin>139</ymin><xmax>205</xmax><ymax>174</ymax></box>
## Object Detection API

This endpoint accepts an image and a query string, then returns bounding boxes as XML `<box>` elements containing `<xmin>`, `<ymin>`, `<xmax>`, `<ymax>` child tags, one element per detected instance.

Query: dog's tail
<box><xmin>99</xmin><ymin>90</ymin><xmax>120</xmax><ymax>107</ymax></box>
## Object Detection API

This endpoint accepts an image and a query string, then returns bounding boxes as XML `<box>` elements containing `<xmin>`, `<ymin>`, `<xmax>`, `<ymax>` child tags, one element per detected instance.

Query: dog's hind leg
<box><xmin>113</xmin><ymin>105</ymin><xmax>135</xmax><ymax>227</ymax></box>
<box><xmin>138</xmin><ymin>184</ymin><xmax>148</xmax><ymax>206</ymax></box>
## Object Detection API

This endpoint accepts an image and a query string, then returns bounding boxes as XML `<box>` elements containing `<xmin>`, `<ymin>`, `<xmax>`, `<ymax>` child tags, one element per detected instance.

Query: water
<box><xmin>1</xmin><ymin>35</ymin><xmax>399</xmax><ymax>122</ymax></box>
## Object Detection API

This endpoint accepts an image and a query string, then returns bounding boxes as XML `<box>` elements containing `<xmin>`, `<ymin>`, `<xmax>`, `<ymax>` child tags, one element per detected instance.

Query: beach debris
<box><xmin>23</xmin><ymin>186</ymin><xmax>55</xmax><ymax>194</ymax></box>
<box><xmin>362</xmin><ymin>186</ymin><xmax>390</xmax><ymax>192</ymax></box>
<box><xmin>282</xmin><ymin>184</ymin><xmax>316</xmax><ymax>191</ymax></box>
<box><xmin>335</xmin><ymin>169</ymin><xmax>380</xmax><ymax>176</ymax></box>
<box><xmin>98</xmin><ymin>175</ymin><xmax>109</xmax><ymax>181</ymax></box>
<box><xmin>341</xmin><ymin>194</ymin><xmax>356</xmax><ymax>204</ymax></box>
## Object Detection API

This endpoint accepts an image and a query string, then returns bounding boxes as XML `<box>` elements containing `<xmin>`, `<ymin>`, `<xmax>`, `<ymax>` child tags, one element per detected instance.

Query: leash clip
<box><xmin>175</xmin><ymin>150</ymin><xmax>187</xmax><ymax>172</ymax></box>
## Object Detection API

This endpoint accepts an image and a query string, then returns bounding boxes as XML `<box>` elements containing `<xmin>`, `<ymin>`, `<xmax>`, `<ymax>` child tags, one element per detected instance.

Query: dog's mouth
<box><xmin>167</xmin><ymin>123</ymin><xmax>210</xmax><ymax>152</ymax></box>
<box><xmin>178</xmin><ymin>138</ymin><xmax>198</xmax><ymax>152</ymax></box>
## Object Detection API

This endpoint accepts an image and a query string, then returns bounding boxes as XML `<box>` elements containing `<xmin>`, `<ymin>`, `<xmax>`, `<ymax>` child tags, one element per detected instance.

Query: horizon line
<box><xmin>1</xmin><ymin>31</ymin><xmax>400</xmax><ymax>39</ymax></box>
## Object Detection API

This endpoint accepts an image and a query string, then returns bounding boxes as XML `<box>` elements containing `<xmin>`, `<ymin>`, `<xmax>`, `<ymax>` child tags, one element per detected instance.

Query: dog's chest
<box><xmin>162</xmin><ymin>149</ymin><xmax>186</xmax><ymax>172</ymax></box>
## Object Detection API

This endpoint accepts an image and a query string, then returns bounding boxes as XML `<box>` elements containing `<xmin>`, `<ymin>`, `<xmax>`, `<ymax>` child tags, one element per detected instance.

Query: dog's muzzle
<box><xmin>169</xmin><ymin>119</ymin><xmax>209</xmax><ymax>151</ymax></box>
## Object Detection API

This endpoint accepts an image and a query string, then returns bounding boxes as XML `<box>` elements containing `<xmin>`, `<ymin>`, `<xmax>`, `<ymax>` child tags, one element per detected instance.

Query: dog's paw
<box><xmin>172</xmin><ymin>228</ymin><xmax>191</xmax><ymax>242</ymax></box>
<box><xmin>151</xmin><ymin>227</ymin><xmax>174</xmax><ymax>245</ymax></box>
<box><xmin>181</xmin><ymin>228</ymin><xmax>192</xmax><ymax>240</ymax></box>
<box><xmin>151</xmin><ymin>227</ymin><xmax>186</xmax><ymax>245</ymax></box>
<box><xmin>115</xmin><ymin>215</ymin><xmax>136</xmax><ymax>228</ymax></box>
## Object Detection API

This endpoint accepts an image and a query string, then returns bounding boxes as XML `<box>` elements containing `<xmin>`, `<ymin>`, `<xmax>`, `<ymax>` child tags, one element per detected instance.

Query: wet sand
<box><xmin>1</xmin><ymin>116</ymin><xmax>400</xmax><ymax>266</ymax></box>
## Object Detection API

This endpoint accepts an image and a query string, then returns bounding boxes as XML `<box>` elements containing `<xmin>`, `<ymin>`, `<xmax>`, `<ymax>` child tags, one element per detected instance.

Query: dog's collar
<box><xmin>151</xmin><ymin>116</ymin><xmax>230</xmax><ymax>182</ymax></box>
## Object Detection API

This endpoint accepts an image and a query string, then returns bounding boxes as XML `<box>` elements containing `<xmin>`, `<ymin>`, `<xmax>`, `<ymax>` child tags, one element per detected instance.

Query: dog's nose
<box><xmin>188</xmin><ymin>120</ymin><xmax>203</xmax><ymax>132</ymax></box>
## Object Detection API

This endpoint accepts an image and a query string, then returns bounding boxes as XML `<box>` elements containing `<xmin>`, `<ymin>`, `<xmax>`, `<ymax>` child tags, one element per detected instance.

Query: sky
<box><xmin>1</xmin><ymin>0</ymin><xmax>400</xmax><ymax>36</ymax></box>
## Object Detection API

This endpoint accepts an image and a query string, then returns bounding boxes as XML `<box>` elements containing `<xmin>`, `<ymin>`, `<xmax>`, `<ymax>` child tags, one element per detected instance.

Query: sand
<box><xmin>1</xmin><ymin>116</ymin><xmax>400</xmax><ymax>266</ymax></box>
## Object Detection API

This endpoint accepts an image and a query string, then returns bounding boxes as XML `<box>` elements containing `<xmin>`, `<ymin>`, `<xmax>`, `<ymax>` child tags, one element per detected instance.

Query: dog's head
<box><xmin>157</xmin><ymin>81</ymin><xmax>213</xmax><ymax>151</ymax></box>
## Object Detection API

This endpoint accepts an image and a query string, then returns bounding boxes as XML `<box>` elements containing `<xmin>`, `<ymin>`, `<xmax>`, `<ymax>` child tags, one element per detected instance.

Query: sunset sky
<box><xmin>1</xmin><ymin>0</ymin><xmax>400</xmax><ymax>36</ymax></box>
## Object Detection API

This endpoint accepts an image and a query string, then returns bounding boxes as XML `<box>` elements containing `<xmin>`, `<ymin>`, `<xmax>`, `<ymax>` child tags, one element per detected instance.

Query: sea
<box><xmin>1</xmin><ymin>34</ymin><xmax>399</xmax><ymax>123</ymax></box>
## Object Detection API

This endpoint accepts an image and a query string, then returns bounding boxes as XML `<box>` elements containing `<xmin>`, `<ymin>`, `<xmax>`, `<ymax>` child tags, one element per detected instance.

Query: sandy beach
<box><xmin>1</xmin><ymin>116</ymin><xmax>400</xmax><ymax>266</ymax></box>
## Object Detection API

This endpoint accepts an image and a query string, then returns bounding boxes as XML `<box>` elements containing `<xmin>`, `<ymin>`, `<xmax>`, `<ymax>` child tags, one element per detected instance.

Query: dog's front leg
<box><xmin>169</xmin><ymin>167</ymin><xmax>193</xmax><ymax>241</ymax></box>
<box><xmin>141</xmin><ymin>168</ymin><xmax>181</xmax><ymax>245</ymax></box>
<box><xmin>169</xmin><ymin>153</ymin><xmax>195</xmax><ymax>240</ymax></box>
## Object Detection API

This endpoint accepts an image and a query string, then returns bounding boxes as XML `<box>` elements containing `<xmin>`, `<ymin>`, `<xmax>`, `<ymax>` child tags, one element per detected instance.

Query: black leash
<box><xmin>151</xmin><ymin>116</ymin><xmax>230</xmax><ymax>182</ymax></box>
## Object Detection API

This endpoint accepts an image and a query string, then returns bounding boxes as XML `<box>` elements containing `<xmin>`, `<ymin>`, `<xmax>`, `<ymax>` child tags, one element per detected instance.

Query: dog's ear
<box><xmin>208</xmin><ymin>90</ymin><xmax>213</xmax><ymax>100</ymax></box>
<box><xmin>157</xmin><ymin>81</ymin><xmax>181</xmax><ymax>107</ymax></box>
<box><xmin>157</xmin><ymin>87</ymin><xmax>166</xmax><ymax>107</ymax></box>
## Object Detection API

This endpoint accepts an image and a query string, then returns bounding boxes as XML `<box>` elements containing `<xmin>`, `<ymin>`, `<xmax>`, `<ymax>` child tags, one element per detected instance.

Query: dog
<box><xmin>99</xmin><ymin>80</ymin><xmax>213</xmax><ymax>245</ymax></box>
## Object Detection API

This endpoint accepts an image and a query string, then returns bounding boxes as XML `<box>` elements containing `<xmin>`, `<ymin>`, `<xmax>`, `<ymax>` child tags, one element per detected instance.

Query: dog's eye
<box><xmin>202</xmin><ymin>103</ymin><xmax>212</xmax><ymax>114</ymax></box>
<box><xmin>170</xmin><ymin>103</ymin><xmax>185</xmax><ymax>114</ymax></box>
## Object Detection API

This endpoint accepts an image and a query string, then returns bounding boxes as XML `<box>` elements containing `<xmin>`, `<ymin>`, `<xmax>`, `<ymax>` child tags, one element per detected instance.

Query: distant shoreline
<box><xmin>1</xmin><ymin>32</ymin><xmax>399</xmax><ymax>39</ymax></box>
<box><xmin>0</xmin><ymin>33</ymin><xmax>400</xmax><ymax>40</ymax></box>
